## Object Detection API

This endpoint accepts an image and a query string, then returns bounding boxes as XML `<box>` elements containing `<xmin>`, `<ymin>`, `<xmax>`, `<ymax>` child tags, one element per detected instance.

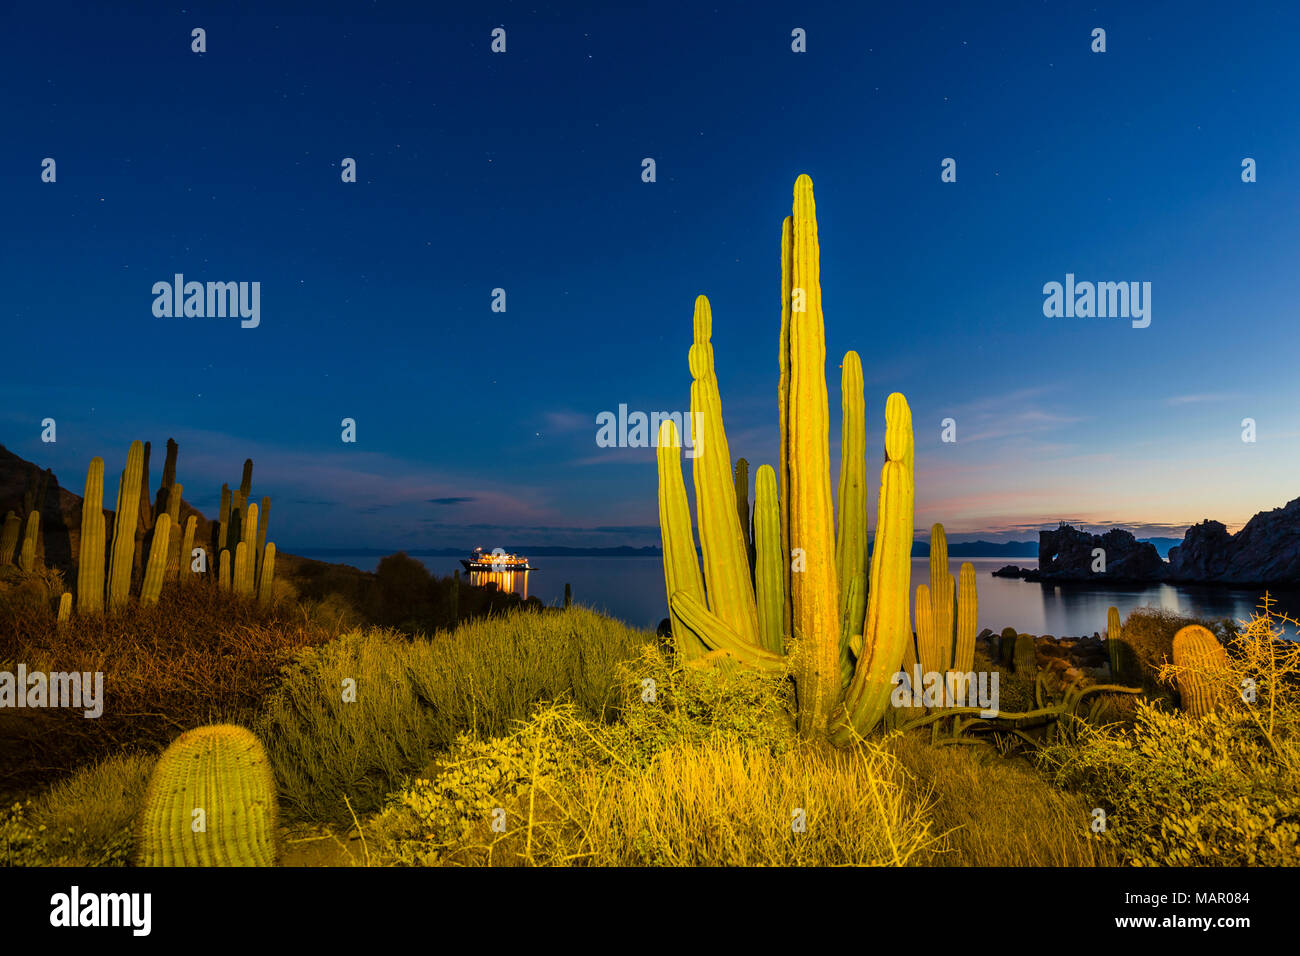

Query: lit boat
<box><xmin>460</xmin><ymin>546</ymin><xmax>535</xmax><ymax>572</ymax></box>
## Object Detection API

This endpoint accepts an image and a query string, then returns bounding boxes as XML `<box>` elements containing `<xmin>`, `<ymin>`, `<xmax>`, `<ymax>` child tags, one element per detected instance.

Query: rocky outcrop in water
<box><xmin>1037</xmin><ymin>525</ymin><xmax>1168</xmax><ymax>582</ymax></box>
<box><xmin>1167</xmin><ymin>498</ymin><xmax>1300</xmax><ymax>586</ymax></box>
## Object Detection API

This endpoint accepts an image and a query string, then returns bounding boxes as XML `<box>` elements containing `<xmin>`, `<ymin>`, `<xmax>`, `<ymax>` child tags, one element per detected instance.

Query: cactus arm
<box><xmin>831</xmin><ymin>392</ymin><xmax>914</xmax><ymax>745</ymax></box>
<box><xmin>656</xmin><ymin>420</ymin><xmax>709</xmax><ymax>660</ymax></box>
<box><xmin>689</xmin><ymin>296</ymin><xmax>761</xmax><ymax>646</ymax></box>
<box><xmin>669</xmin><ymin>590</ymin><xmax>785</xmax><ymax>671</ymax></box>
<box><xmin>836</xmin><ymin>350</ymin><xmax>868</xmax><ymax>672</ymax></box>
<box><xmin>258</xmin><ymin>543</ymin><xmax>276</xmax><ymax>604</ymax></box>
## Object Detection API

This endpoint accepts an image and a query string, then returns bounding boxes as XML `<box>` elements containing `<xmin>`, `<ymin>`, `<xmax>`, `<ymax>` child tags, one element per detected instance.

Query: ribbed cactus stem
<box><xmin>165</xmin><ymin>482</ymin><xmax>183</xmax><ymax>575</ymax></box>
<box><xmin>832</xmin><ymin>392</ymin><xmax>914</xmax><ymax>745</ymax></box>
<box><xmin>239</xmin><ymin>459</ymin><xmax>253</xmax><ymax>500</ymax></box>
<box><xmin>786</xmin><ymin>175</ymin><xmax>842</xmax><ymax>736</ymax></box>
<box><xmin>669</xmin><ymin>591</ymin><xmax>784</xmax><ymax>671</ymax></box>
<box><xmin>953</xmin><ymin>562</ymin><xmax>978</xmax><ymax>675</ymax></box>
<box><xmin>915</xmin><ymin>583</ymin><xmax>941</xmax><ymax>679</ymax></box>
<box><xmin>178</xmin><ymin>515</ymin><xmax>197</xmax><ymax>582</ymax></box>
<box><xmin>689</xmin><ymin>296</ymin><xmax>761</xmax><ymax>648</ymax></box>
<box><xmin>136</xmin><ymin>724</ymin><xmax>278</xmax><ymax>866</ymax></box>
<box><xmin>77</xmin><ymin>458</ymin><xmax>105</xmax><ymax>613</ymax></box>
<box><xmin>1014</xmin><ymin>634</ymin><xmax>1037</xmax><ymax>675</ymax></box>
<box><xmin>219</xmin><ymin>549</ymin><xmax>231</xmax><ymax>590</ymax></box>
<box><xmin>141</xmin><ymin>514</ymin><xmax>171</xmax><ymax>606</ymax></box>
<box><xmin>242</xmin><ymin>503</ymin><xmax>258</xmax><ymax>594</ymax></box>
<box><xmin>777</xmin><ymin>213</ymin><xmax>794</xmax><ymax>647</ymax></box>
<box><xmin>57</xmin><ymin>591</ymin><xmax>72</xmax><ymax>624</ymax></box>
<box><xmin>0</xmin><ymin>511</ymin><xmax>19</xmax><ymax>566</ymax></box>
<box><xmin>836</xmin><ymin>350</ymin><xmax>868</xmax><ymax>677</ymax></box>
<box><xmin>255</xmin><ymin>496</ymin><xmax>270</xmax><ymax>582</ymax></box>
<box><xmin>929</xmin><ymin>524</ymin><xmax>955</xmax><ymax>674</ymax></box>
<box><xmin>753</xmin><ymin>464</ymin><xmax>786</xmax><ymax>655</ymax></box>
<box><xmin>18</xmin><ymin>510</ymin><xmax>40</xmax><ymax>572</ymax></box>
<box><xmin>1172</xmin><ymin>624</ymin><xmax>1230</xmax><ymax>718</ymax></box>
<box><xmin>657</xmin><ymin>420</ymin><xmax>708</xmax><ymax>660</ymax></box>
<box><xmin>108</xmin><ymin>441</ymin><xmax>144</xmax><ymax>610</ymax></box>
<box><xmin>258</xmin><ymin>543</ymin><xmax>276</xmax><ymax>604</ymax></box>
<box><xmin>233</xmin><ymin>541</ymin><xmax>251</xmax><ymax>597</ymax></box>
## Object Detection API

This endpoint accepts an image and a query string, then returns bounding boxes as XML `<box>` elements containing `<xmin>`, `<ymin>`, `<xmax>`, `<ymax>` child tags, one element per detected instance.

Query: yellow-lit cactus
<box><xmin>831</xmin><ymin>392</ymin><xmax>915</xmax><ymax>745</ymax></box>
<box><xmin>178</xmin><ymin>515</ymin><xmax>197</xmax><ymax>582</ymax></box>
<box><xmin>219</xmin><ymin>549</ymin><xmax>231</xmax><ymax>590</ymax></box>
<box><xmin>1172</xmin><ymin>624</ymin><xmax>1230</xmax><ymax>718</ymax></box>
<box><xmin>136</xmin><ymin>724</ymin><xmax>278</xmax><ymax>867</ymax></box>
<box><xmin>785</xmin><ymin>175</ymin><xmax>842</xmax><ymax>736</ymax></box>
<box><xmin>18</xmin><ymin>510</ymin><xmax>39</xmax><ymax>572</ymax></box>
<box><xmin>655</xmin><ymin>174</ymin><xmax>919</xmax><ymax>744</ymax></box>
<box><xmin>690</xmin><ymin>296</ymin><xmax>761</xmax><ymax>648</ymax></box>
<box><xmin>57</xmin><ymin>591</ymin><xmax>71</xmax><ymax>624</ymax></box>
<box><xmin>753</xmin><ymin>464</ymin><xmax>786</xmax><ymax>655</ymax></box>
<box><xmin>656</xmin><ymin>420</ymin><xmax>708</xmax><ymax>660</ymax></box>
<box><xmin>258</xmin><ymin>543</ymin><xmax>276</xmax><ymax>604</ymax></box>
<box><xmin>108</xmin><ymin>441</ymin><xmax>144</xmax><ymax>611</ymax></box>
<box><xmin>954</xmin><ymin>562</ymin><xmax>978</xmax><ymax>675</ymax></box>
<box><xmin>928</xmin><ymin>524</ymin><xmax>955</xmax><ymax>674</ymax></box>
<box><xmin>233</xmin><ymin>541</ymin><xmax>251</xmax><ymax>597</ymax></box>
<box><xmin>141</xmin><ymin>514</ymin><xmax>170</xmax><ymax>606</ymax></box>
<box><xmin>836</xmin><ymin>351</ymin><xmax>868</xmax><ymax>683</ymax></box>
<box><xmin>77</xmin><ymin>458</ymin><xmax>106</xmax><ymax>613</ymax></box>
<box><xmin>0</xmin><ymin>511</ymin><xmax>19</xmax><ymax>566</ymax></box>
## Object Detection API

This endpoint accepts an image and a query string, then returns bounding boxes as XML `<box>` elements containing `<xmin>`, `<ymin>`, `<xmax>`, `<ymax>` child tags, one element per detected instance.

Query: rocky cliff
<box><xmin>1167</xmin><ymin>498</ymin><xmax>1300</xmax><ymax>585</ymax></box>
<box><xmin>1032</xmin><ymin>498</ymin><xmax>1300</xmax><ymax>586</ymax></box>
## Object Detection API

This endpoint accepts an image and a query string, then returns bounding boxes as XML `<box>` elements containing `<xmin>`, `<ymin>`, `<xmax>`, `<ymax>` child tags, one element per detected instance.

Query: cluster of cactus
<box><xmin>46</xmin><ymin>440</ymin><xmax>276</xmax><ymax>618</ymax></box>
<box><xmin>657</xmin><ymin>174</ymin><xmax>932</xmax><ymax>743</ymax></box>
<box><xmin>1</xmin><ymin>466</ymin><xmax>51</xmax><ymax>570</ymax></box>
<box><xmin>1171</xmin><ymin>624</ymin><xmax>1230</xmax><ymax>717</ymax></box>
<box><xmin>213</xmin><ymin>459</ymin><xmax>274</xmax><ymax>601</ymax></box>
<box><xmin>136</xmin><ymin>724</ymin><xmax>278</xmax><ymax>866</ymax></box>
<box><xmin>909</xmin><ymin>525</ymin><xmax>978</xmax><ymax>680</ymax></box>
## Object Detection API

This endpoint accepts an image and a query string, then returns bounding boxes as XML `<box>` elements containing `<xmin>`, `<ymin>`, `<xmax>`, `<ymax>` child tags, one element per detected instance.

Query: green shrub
<box><xmin>1</xmin><ymin>751</ymin><xmax>154</xmax><ymax>867</ymax></box>
<box><xmin>256</xmin><ymin>607</ymin><xmax>653</xmax><ymax>822</ymax></box>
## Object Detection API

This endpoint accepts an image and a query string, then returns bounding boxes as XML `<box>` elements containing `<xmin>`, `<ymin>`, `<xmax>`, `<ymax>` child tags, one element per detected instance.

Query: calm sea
<box><xmin>301</xmin><ymin>554</ymin><xmax>1300</xmax><ymax>638</ymax></box>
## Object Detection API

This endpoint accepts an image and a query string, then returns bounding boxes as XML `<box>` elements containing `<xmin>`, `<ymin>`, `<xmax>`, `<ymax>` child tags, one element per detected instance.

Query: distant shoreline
<box><xmin>288</xmin><ymin>544</ymin><xmax>1047</xmax><ymax>559</ymax></box>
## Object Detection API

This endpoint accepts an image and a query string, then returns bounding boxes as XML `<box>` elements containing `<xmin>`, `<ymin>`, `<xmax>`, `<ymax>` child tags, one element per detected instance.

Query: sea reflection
<box><xmin>470</xmin><ymin>568</ymin><xmax>529</xmax><ymax>600</ymax></box>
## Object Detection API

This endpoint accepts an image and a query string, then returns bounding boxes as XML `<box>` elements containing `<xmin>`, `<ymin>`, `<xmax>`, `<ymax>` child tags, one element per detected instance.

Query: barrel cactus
<box><xmin>1013</xmin><ymin>633</ymin><xmax>1037</xmax><ymax>675</ymax></box>
<box><xmin>1172</xmin><ymin>624</ymin><xmax>1230</xmax><ymax>718</ymax></box>
<box><xmin>136</xmin><ymin>724</ymin><xmax>278</xmax><ymax>866</ymax></box>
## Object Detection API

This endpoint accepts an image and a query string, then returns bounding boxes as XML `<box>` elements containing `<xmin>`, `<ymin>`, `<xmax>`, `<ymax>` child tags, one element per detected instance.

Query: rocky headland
<box><xmin>991</xmin><ymin>497</ymin><xmax>1300</xmax><ymax>587</ymax></box>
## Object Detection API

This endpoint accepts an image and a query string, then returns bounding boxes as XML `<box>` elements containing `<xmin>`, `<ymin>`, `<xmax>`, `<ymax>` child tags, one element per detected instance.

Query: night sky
<box><xmin>3</xmin><ymin>1</ymin><xmax>1298</xmax><ymax>551</ymax></box>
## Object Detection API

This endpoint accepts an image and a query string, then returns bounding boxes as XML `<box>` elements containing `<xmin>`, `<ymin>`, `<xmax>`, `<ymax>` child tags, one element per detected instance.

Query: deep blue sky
<box><xmin>3</xmin><ymin>1</ymin><xmax>1298</xmax><ymax>551</ymax></box>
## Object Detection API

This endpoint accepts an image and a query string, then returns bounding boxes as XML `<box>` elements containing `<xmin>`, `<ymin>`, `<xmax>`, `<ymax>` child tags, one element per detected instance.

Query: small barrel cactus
<box><xmin>137</xmin><ymin>724</ymin><xmax>279</xmax><ymax>866</ymax></box>
<box><xmin>1172</xmin><ymin>625</ymin><xmax>1229</xmax><ymax>718</ymax></box>
<box><xmin>1013</xmin><ymin>633</ymin><xmax>1037</xmax><ymax>675</ymax></box>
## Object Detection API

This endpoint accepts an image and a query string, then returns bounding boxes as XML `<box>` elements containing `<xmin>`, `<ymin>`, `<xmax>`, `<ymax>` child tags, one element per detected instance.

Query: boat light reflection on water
<box><xmin>462</xmin><ymin>547</ymin><xmax>533</xmax><ymax>599</ymax></box>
